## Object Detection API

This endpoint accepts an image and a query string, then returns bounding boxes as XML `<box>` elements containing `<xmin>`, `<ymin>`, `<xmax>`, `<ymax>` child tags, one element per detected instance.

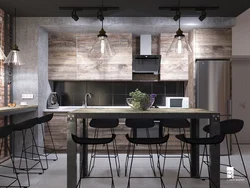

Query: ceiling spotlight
<box><xmin>199</xmin><ymin>10</ymin><xmax>207</xmax><ymax>21</ymax></box>
<box><xmin>71</xmin><ymin>10</ymin><xmax>79</xmax><ymax>21</ymax></box>
<box><xmin>173</xmin><ymin>10</ymin><xmax>181</xmax><ymax>21</ymax></box>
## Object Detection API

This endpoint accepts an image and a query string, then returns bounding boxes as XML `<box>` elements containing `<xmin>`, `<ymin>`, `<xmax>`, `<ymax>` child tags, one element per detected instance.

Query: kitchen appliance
<box><xmin>132</xmin><ymin>35</ymin><xmax>161</xmax><ymax>81</ymax></box>
<box><xmin>165</xmin><ymin>97</ymin><xmax>189</xmax><ymax>108</ymax></box>
<box><xmin>47</xmin><ymin>92</ymin><xmax>59</xmax><ymax>109</ymax></box>
<box><xmin>196</xmin><ymin>59</ymin><xmax>231</xmax><ymax>155</ymax></box>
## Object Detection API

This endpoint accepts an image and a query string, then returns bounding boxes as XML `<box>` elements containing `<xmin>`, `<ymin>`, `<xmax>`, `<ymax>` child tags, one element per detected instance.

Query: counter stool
<box><xmin>175</xmin><ymin>134</ymin><xmax>225</xmax><ymax>188</ymax></box>
<box><xmin>71</xmin><ymin>133</ymin><xmax>116</xmax><ymax>188</ymax></box>
<box><xmin>0</xmin><ymin>126</ymin><xmax>21</xmax><ymax>187</ymax></box>
<box><xmin>12</xmin><ymin>118</ymin><xmax>44</xmax><ymax>187</ymax></box>
<box><xmin>200</xmin><ymin>119</ymin><xmax>250</xmax><ymax>186</ymax></box>
<box><xmin>89</xmin><ymin>119</ymin><xmax>120</xmax><ymax>176</ymax></box>
<box><xmin>159</xmin><ymin>119</ymin><xmax>191</xmax><ymax>175</ymax></box>
<box><xmin>124</xmin><ymin>119</ymin><xmax>156</xmax><ymax>177</ymax></box>
<box><xmin>33</xmin><ymin>113</ymin><xmax>58</xmax><ymax>170</ymax></box>
<box><xmin>125</xmin><ymin>133</ymin><xmax>169</xmax><ymax>188</ymax></box>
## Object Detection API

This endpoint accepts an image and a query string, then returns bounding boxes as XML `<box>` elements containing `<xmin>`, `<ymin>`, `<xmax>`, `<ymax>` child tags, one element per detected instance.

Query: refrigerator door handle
<box><xmin>227</xmin><ymin>99</ymin><xmax>232</xmax><ymax>117</ymax></box>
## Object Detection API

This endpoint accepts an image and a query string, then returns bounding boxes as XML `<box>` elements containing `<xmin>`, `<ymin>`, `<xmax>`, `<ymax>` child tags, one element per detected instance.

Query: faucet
<box><xmin>84</xmin><ymin>93</ymin><xmax>92</xmax><ymax>108</ymax></box>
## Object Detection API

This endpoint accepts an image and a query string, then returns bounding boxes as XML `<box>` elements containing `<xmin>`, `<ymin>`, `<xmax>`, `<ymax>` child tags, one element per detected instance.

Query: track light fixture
<box><xmin>71</xmin><ymin>10</ymin><xmax>79</xmax><ymax>21</ymax></box>
<box><xmin>159</xmin><ymin>6</ymin><xmax>218</xmax><ymax>21</ymax></box>
<box><xmin>197</xmin><ymin>9</ymin><xmax>207</xmax><ymax>21</ymax></box>
<box><xmin>173</xmin><ymin>10</ymin><xmax>181</xmax><ymax>21</ymax></box>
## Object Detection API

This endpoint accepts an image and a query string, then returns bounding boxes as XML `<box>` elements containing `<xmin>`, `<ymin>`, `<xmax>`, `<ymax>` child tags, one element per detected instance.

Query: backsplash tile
<box><xmin>54</xmin><ymin>81</ymin><xmax>184</xmax><ymax>106</ymax></box>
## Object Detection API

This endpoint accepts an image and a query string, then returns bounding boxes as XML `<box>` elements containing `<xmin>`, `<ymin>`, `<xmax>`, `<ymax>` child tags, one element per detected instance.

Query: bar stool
<box><xmin>34</xmin><ymin>113</ymin><xmax>58</xmax><ymax>170</ymax></box>
<box><xmin>0</xmin><ymin>126</ymin><xmax>21</xmax><ymax>187</ymax></box>
<box><xmin>12</xmin><ymin>117</ymin><xmax>44</xmax><ymax>187</ymax></box>
<box><xmin>200</xmin><ymin>119</ymin><xmax>250</xmax><ymax>186</ymax></box>
<box><xmin>124</xmin><ymin>119</ymin><xmax>156</xmax><ymax>177</ymax></box>
<box><xmin>159</xmin><ymin>119</ymin><xmax>191</xmax><ymax>175</ymax></box>
<box><xmin>71</xmin><ymin>133</ymin><xmax>116</xmax><ymax>188</ymax></box>
<box><xmin>175</xmin><ymin>134</ymin><xmax>225</xmax><ymax>188</ymax></box>
<box><xmin>89</xmin><ymin>118</ymin><xmax>120</xmax><ymax>176</ymax></box>
<box><xmin>125</xmin><ymin>133</ymin><xmax>169</xmax><ymax>188</ymax></box>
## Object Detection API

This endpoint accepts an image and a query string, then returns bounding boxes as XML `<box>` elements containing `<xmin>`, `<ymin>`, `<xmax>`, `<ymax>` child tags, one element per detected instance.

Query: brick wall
<box><xmin>0</xmin><ymin>9</ymin><xmax>5</xmax><ymax>160</ymax></box>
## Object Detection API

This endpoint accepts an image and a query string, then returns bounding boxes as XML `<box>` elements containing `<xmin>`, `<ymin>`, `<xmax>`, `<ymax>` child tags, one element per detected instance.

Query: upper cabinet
<box><xmin>193</xmin><ymin>29</ymin><xmax>232</xmax><ymax>59</ymax></box>
<box><xmin>160</xmin><ymin>33</ymin><xmax>189</xmax><ymax>81</ymax></box>
<box><xmin>48</xmin><ymin>33</ymin><xmax>132</xmax><ymax>81</ymax></box>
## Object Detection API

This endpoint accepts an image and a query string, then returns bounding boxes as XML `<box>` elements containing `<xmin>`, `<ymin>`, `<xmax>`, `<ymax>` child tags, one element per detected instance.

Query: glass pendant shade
<box><xmin>89</xmin><ymin>28</ymin><xmax>115</xmax><ymax>59</ymax></box>
<box><xmin>4</xmin><ymin>45</ymin><xmax>24</xmax><ymax>65</ymax></box>
<box><xmin>167</xmin><ymin>28</ymin><xmax>192</xmax><ymax>56</ymax></box>
<box><xmin>0</xmin><ymin>48</ymin><xmax>6</xmax><ymax>60</ymax></box>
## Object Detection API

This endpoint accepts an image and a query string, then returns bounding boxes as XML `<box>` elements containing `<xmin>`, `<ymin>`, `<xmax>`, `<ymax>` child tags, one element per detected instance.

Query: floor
<box><xmin>1</xmin><ymin>145</ymin><xmax>250</xmax><ymax>188</ymax></box>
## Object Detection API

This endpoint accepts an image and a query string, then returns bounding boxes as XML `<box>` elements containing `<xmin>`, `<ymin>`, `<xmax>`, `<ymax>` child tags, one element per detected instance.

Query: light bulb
<box><xmin>100</xmin><ymin>38</ymin><xmax>105</xmax><ymax>54</ymax></box>
<box><xmin>177</xmin><ymin>39</ymin><xmax>182</xmax><ymax>54</ymax></box>
<box><xmin>13</xmin><ymin>51</ymin><xmax>18</xmax><ymax>64</ymax></box>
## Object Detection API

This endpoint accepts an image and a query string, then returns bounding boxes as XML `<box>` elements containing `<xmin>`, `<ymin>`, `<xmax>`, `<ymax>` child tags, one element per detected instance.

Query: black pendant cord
<box><xmin>178</xmin><ymin>0</ymin><xmax>181</xmax><ymax>30</ymax></box>
<box><xmin>101</xmin><ymin>0</ymin><xmax>104</xmax><ymax>29</ymax></box>
<box><xmin>14</xmin><ymin>8</ymin><xmax>16</xmax><ymax>46</ymax></box>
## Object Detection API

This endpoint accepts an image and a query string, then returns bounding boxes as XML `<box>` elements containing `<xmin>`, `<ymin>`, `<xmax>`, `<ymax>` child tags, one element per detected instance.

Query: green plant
<box><xmin>129</xmin><ymin>89</ymin><xmax>151</xmax><ymax>110</ymax></box>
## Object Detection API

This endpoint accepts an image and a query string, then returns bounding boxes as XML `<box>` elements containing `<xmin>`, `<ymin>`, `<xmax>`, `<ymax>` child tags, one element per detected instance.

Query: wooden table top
<box><xmin>69</xmin><ymin>107</ymin><xmax>219</xmax><ymax>119</ymax></box>
<box><xmin>0</xmin><ymin>105</ymin><xmax>38</xmax><ymax>116</ymax></box>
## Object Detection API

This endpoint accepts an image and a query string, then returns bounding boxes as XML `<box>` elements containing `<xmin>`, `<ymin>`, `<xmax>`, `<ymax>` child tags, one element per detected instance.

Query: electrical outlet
<box><xmin>22</xmin><ymin>94</ymin><xmax>34</xmax><ymax>99</ymax></box>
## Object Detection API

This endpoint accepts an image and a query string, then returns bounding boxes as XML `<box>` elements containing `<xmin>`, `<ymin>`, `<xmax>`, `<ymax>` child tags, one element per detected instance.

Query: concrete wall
<box><xmin>232</xmin><ymin>8</ymin><xmax>250</xmax><ymax>143</ymax></box>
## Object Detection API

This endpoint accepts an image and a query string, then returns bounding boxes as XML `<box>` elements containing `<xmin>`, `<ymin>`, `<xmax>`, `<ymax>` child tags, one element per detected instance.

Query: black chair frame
<box><xmin>0</xmin><ymin>126</ymin><xmax>22</xmax><ymax>188</ymax></box>
<box><xmin>72</xmin><ymin>134</ymin><xmax>116</xmax><ymax>188</ymax></box>
<box><xmin>125</xmin><ymin>134</ymin><xmax>169</xmax><ymax>188</ymax></box>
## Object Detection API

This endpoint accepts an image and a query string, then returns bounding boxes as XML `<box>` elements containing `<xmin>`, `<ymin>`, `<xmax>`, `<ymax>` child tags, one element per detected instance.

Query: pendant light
<box><xmin>0</xmin><ymin>19</ymin><xmax>6</xmax><ymax>61</ymax></box>
<box><xmin>167</xmin><ymin>0</ymin><xmax>192</xmax><ymax>56</ymax></box>
<box><xmin>88</xmin><ymin>0</ymin><xmax>115</xmax><ymax>59</ymax></box>
<box><xmin>4</xmin><ymin>8</ymin><xmax>24</xmax><ymax>65</ymax></box>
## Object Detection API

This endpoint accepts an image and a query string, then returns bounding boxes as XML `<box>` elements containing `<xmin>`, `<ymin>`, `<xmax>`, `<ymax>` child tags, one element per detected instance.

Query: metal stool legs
<box><xmin>176</xmin><ymin>142</ymin><xmax>217</xmax><ymax>188</ymax></box>
<box><xmin>88</xmin><ymin>128</ymin><xmax>120</xmax><ymax>177</ymax></box>
<box><xmin>0</xmin><ymin>138</ymin><xmax>22</xmax><ymax>188</ymax></box>
<box><xmin>77</xmin><ymin>144</ymin><xmax>115</xmax><ymax>188</ymax></box>
<box><xmin>125</xmin><ymin>128</ymin><xmax>156</xmax><ymax>177</ymax></box>
<box><xmin>127</xmin><ymin>143</ymin><xmax>165</xmax><ymax>188</ymax></box>
<box><xmin>200</xmin><ymin>133</ymin><xmax>250</xmax><ymax>186</ymax></box>
<box><xmin>159</xmin><ymin>128</ymin><xmax>190</xmax><ymax>176</ymax></box>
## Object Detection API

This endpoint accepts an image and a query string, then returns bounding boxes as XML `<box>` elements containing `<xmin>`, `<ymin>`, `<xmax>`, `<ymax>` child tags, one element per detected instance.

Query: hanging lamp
<box><xmin>167</xmin><ymin>0</ymin><xmax>192</xmax><ymax>56</ymax></box>
<box><xmin>4</xmin><ymin>8</ymin><xmax>24</xmax><ymax>65</ymax></box>
<box><xmin>0</xmin><ymin>19</ymin><xmax>6</xmax><ymax>61</ymax></box>
<box><xmin>88</xmin><ymin>0</ymin><xmax>115</xmax><ymax>59</ymax></box>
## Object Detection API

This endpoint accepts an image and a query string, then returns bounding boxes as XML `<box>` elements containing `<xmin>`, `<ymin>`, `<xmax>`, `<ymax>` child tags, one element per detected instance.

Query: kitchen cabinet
<box><xmin>159</xmin><ymin>33</ymin><xmax>189</xmax><ymax>81</ymax></box>
<box><xmin>48</xmin><ymin>33</ymin><xmax>132</xmax><ymax>81</ymax></box>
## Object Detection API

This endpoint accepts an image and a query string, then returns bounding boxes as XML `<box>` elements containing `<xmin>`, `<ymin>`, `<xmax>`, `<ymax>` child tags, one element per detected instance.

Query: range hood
<box><xmin>132</xmin><ymin>35</ymin><xmax>161</xmax><ymax>80</ymax></box>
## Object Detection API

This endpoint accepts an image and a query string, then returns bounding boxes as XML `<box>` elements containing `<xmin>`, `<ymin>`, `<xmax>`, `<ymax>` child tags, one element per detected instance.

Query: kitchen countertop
<box><xmin>0</xmin><ymin>105</ymin><xmax>38</xmax><ymax>116</ymax></box>
<box><xmin>43</xmin><ymin>105</ymin><xmax>172</xmax><ymax>113</ymax></box>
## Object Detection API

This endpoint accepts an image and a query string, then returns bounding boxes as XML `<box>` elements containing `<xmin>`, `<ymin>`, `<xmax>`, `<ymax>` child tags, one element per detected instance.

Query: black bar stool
<box><xmin>175</xmin><ymin>134</ymin><xmax>225</xmax><ymax>188</ymax></box>
<box><xmin>200</xmin><ymin>119</ymin><xmax>250</xmax><ymax>186</ymax></box>
<box><xmin>125</xmin><ymin>133</ymin><xmax>169</xmax><ymax>188</ymax></box>
<box><xmin>34</xmin><ymin>113</ymin><xmax>58</xmax><ymax>170</ymax></box>
<box><xmin>89</xmin><ymin>118</ymin><xmax>120</xmax><ymax>176</ymax></box>
<box><xmin>159</xmin><ymin>119</ymin><xmax>191</xmax><ymax>175</ymax></box>
<box><xmin>12</xmin><ymin>118</ymin><xmax>44</xmax><ymax>187</ymax></box>
<box><xmin>124</xmin><ymin>119</ymin><xmax>156</xmax><ymax>177</ymax></box>
<box><xmin>0</xmin><ymin>125</ymin><xmax>21</xmax><ymax>187</ymax></box>
<box><xmin>71</xmin><ymin>133</ymin><xmax>116</xmax><ymax>188</ymax></box>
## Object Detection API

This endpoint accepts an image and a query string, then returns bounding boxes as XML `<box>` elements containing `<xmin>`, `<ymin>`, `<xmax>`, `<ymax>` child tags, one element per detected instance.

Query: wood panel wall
<box><xmin>48</xmin><ymin>33</ymin><xmax>132</xmax><ymax>80</ymax></box>
<box><xmin>160</xmin><ymin>33</ymin><xmax>189</xmax><ymax>81</ymax></box>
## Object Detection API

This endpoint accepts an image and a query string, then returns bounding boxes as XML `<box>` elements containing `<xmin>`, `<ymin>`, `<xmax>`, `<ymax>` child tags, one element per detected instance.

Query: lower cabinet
<box><xmin>44</xmin><ymin>113</ymin><xmax>189</xmax><ymax>153</ymax></box>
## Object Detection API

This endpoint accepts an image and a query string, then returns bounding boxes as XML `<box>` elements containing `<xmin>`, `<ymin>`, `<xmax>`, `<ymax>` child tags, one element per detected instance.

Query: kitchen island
<box><xmin>67</xmin><ymin>107</ymin><xmax>221</xmax><ymax>188</ymax></box>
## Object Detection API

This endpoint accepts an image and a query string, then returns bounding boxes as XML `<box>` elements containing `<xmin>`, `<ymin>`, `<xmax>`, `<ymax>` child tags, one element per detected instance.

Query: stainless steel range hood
<box><xmin>132</xmin><ymin>35</ymin><xmax>161</xmax><ymax>80</ymax></box>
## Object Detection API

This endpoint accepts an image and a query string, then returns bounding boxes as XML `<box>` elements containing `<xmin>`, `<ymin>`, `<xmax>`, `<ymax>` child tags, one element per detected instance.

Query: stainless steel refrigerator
<box><xmin>195</xmin><ymin>59</ymin><xmax>231</xmax><ymax>155</ymax></box>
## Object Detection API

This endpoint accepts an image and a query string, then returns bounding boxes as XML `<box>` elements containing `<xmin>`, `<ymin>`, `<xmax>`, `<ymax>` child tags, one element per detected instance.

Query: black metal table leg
<box><xmin>209</xmin><ymin>114</ymin><xmax>220</xmax><ymax>188</ymax></box>
<box><xmin>80</xmin><ymin>118</ymin><xmax>88</xmax><ymax>177</ymax></box>
<box><xmin>190</xmin><ymin>118</ymin><xmax>199</xmax><ymax>177</ymax></box>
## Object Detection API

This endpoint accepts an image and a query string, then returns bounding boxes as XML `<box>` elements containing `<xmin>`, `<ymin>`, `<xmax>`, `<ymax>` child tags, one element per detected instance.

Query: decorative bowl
<box><xmin>126</xmin><ymin>98</ymin><xmax>155</xmax><ymax>111</ymax></box>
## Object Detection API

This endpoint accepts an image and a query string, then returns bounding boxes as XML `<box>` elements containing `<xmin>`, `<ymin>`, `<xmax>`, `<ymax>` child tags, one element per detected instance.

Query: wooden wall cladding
<box><xmin>194</xmin><ymin>29</ymin><xmax>232</xmax><ymax>59</ymax></box>
<box><xmin>48</xmin><ymin>33</ymin><xmax>132</xmax><ymax>80</ymax></box>
<box><xmin>160</xmin><ymin>33</ymin><xmax>189</xmax><ymax>81</ymax></box>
